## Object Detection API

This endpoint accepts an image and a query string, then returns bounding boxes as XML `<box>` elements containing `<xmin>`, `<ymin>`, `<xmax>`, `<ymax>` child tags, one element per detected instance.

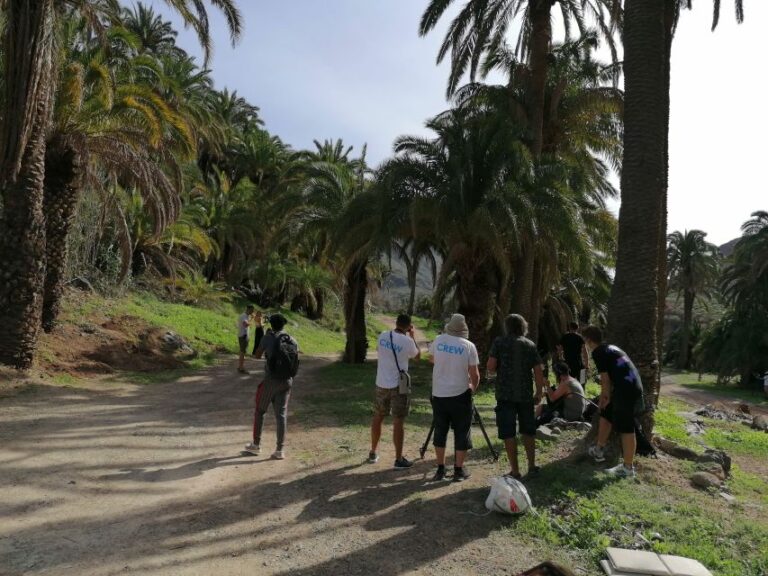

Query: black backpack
<box><xmin>268</xmin><ymin>332</ymin><xmax>300</xmax><ymax>379</ymax></box>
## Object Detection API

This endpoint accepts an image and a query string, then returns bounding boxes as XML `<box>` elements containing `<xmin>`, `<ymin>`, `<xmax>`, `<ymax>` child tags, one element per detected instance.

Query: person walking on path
<box><xmin>582</xmin><ymin>326</ymin><xmax>645</xmax><ymax>478</ymax></box>
<box><xmin>251</xmin><ymin>310</ymin><xmax>265</xmax><ymax>356</ymax></box>
<box><xmin>557</xmin><ymin>322</ymin><xmax>589</xmax><ymax>384</ymax></box>
<box><xmin>369</xmin><ymin>314</ymin><xmax>421</xmax><ymax>469</ymax></box>
<box><xmin>487</xmin><ymin>314</ymin><xmax>547</xmax><ymax>480</ymax></box>
<box><xmin>244</xmin><ymin>314</ymin><xmax>300</xmax><ymax>460</ymax></box>
<box><xmin>237</xmin><ymin>305</ymin><xmax>254</xmax><ymax>373</ymax></box>
<box><xmin>428</xmin><ymin>313</ymin><xmax>480</xmax><ymax>482</ymax></box>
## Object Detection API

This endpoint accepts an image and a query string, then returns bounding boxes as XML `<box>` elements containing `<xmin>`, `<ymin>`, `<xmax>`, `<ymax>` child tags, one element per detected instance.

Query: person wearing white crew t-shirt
<box><xmin>369</xmin><ymin>314</ymin><xmax>420</xmax><ymax>469</ymax></box>
<box><xmin>428</xmin><ymin>313</ymin><xmax>480</xmax><ymax>482</ymax></box>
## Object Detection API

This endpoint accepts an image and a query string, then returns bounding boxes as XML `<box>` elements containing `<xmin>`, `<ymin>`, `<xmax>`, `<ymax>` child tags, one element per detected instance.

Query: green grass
<box><xmin>66</xmin><ymin>291</ymin><xmax>349</xmax><ymax>360</ymax></box>
<box><xmin>301</xmin><ymin>361</ymin><xmax>768</xmax><ymax>576</ymax></box>
<box><xmin>411</xmin><ymin>316</ymin><xmax>442</xmax><ymax>341</ymax></box>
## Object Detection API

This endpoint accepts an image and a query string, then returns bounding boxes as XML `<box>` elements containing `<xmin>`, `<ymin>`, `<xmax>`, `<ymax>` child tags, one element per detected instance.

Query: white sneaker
<box><xmin>587</xmin><ymin>444</ymin><xmax>606</xmax><ymax>463</ymax></box>
<box><xmin>271</xmin><ymin>450</ymin><xmax>285</xmax><ymax>460</ymax></box>
<box><xmin>605</xmin><ymin>463</ymin><xmax>635</xmax><ymax>478</ymax></box>
<box><xmin>244</xmin><ymin>442</ymin><xmax>260</xmax><ymax>455</ymax></box>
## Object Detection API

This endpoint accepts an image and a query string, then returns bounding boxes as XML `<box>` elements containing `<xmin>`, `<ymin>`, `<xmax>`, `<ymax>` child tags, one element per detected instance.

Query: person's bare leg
<box><xmin>370</xmin><ymin>413</ymin><xmax>384</xmax><ymax>454</ymax></box>
<box><xmin>504</xmin><ymin>438</ymin><xmax>520</xmax><ymax>476</ymax></box>
<box><xmin>393</xmin><ymin>417</ymin><xmax>405</xmax><ymax>460</ymax></box>
<box><xmin>238</xmin><ymin>351</ymin><xmax>245</xmax><ymax>371</ymax></box>
<box><xmin>454</xmin><ymin>449</ymin><xmax>467</xmax><ymax>468</ymax></box>
<box><xmin>621</xmin><ymin>433</ymin><xmax>636</xmax><ymax>467</ymax></box>
<box><xmin>596</xmin><ymin>417</ymin><xmax>612</xmax><ymax>448</ymax></box>
<box><xmin>435</xmin><ymin>446</ymin><xmax>446</xmax><ymax>466</ymax></box>
<box><xmin>522</xmin><ymin>435</ymin><xmax>536</xmax><ymax>470</ymax></box>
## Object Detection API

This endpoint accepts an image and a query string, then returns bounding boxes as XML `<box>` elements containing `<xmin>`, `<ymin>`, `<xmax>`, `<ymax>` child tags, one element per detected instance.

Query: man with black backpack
<box><xmin>244</xmin><ymin>313</ymin><xmax>300</xmax><ymax>460</ymax></box>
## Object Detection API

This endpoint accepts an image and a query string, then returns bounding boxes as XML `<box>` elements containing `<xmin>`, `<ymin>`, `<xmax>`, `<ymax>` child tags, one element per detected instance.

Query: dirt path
<box><xmin>0</xmin><ymin>356</ymin><xmax>577</xmax><ymax>576</ymax></box>
<box><xmin>375</xmin><ymin>315</ymin><xmax>430</xmax><ymax>348</ymax></box>
<box><xmin>662</xmin><ymin>376</ymin><xmax>768</xmax><ymax>417</ymax></box>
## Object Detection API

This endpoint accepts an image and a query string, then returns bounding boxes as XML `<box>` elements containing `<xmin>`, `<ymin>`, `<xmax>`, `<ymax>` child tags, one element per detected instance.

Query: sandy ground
<box><xmin>0</xmin><ymin>356</ymin><xmax>586</xmax><ymax>576</ymax></box>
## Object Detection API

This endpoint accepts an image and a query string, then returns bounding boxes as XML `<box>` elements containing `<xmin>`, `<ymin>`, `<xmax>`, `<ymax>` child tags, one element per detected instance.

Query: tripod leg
<box><xmin>473</xmin><ymin>404</ymin><xmax>499</xmax><ymax>461</ymax></box>
<box><xmin>420</xmin><ymin>421</ymin><xmax>435</xmax><ymax>459</ymax></box>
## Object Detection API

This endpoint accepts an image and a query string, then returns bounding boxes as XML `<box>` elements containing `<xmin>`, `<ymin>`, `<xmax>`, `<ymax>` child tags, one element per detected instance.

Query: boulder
<box><xmin>697</xmin><ymin>463</ymin><xmax>726</xmax><ymax>481</ymax></box>
<box><xmin>654</xmin><ymin>436</ymin><xmax>699</xmax><ymax>461</ymax></box>
<box><xmin>719</xmin><ymin>492</ymin><xmax>737</xmax><ymax>505</ymax></box>
<box><xmin>161</xmin><ymin>331</ymin><xmax>195</xmax><ymax>355</ymax></box>
<box><xmin>70</xmin><ymin>277</ymin><xmax>94</xmax><ymax>292</ymax></box>
<box><xmin>691</xmin><ymin>472</ymin><xmax>722</xmax><ymax>490</ymax></box>
<box><xmin>696</xmin><ymin>449</ymin><xmax>732</xmax><ymax>475</ymax></box>
<box><xmin>752</xmin><ymin>415</ymin><xmax>768</xmax><ymax>432</ymax></box>
<box><xmin>536</xmin><ymin>426</ymin><xmax>558</xmax><ymax>441</ymax></box>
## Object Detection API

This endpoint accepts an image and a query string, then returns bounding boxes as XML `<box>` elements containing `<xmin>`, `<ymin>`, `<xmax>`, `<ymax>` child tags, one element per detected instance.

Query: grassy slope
<box><xmin>300</xmin><ymin>361</ymin><xmax>768</xmax><ymax>576</ymax></box>
<box><xmin>64</xmin><ymin>291</ymin><xmax>348</xmax><ymax>360</ymax></box>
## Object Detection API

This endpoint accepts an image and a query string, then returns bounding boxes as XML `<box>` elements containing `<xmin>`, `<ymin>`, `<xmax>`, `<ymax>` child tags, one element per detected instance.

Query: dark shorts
<box><xmin>431</xmin><ymin>390</ymin><xmax>473</xmax><ymax>451</ymax></box>
<box><xmin>374</xmin><ymin>387</ymin><xmax>410</xmax><ymax>419</ymax></box>
<box><xmin>496</xmin><ymin>401</ymin><xmax>536</xmax><ymax>438</ymax></box>
<box><xmin>601</xmin><ymin>388</ymin><xmax>644</xmax><ymax>434</ymax></box>
<box><xmin>238</xmin><ymin>335</ymin><xmax>249</xmax><ymax>354</ymax></box>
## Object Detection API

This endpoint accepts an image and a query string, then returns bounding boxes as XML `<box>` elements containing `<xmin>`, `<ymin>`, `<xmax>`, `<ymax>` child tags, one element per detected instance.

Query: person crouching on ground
<box><xmin>428</xmin><ymin>313</ymin><xmax>480</xmax><ymax>482</ymax></box>
<box><xmin>582</xmin><ymin>326</ymin><xmax>645</xmax><ymax>478</ymax></box>
<box><xmin>369</xmin><ymin>314</ymin><xmax>421</xmax><ymax>469</ymax></box>
<box><xmin>487</xmin><ymin>314</ymin><xmax>547</xmax><ymax>480</ymax></box>
<box><xmin>237</xmin><ymin>305</ymin><xmax>254</xmax><ymax>373</ymax></box>
<box><xmin>244</xmin><ymin>314</ymin><xmax>299</xmax><ymax>460</ymax></box>
<box><xmin>536</xmin><ymin>362</ymin><xmax>587</xmax><ymax>426</ymax></box>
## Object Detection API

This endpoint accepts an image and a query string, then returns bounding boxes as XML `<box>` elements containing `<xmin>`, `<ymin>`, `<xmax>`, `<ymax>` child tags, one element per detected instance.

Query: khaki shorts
<box><xmin>374</xmin><ymin>387</ymin><xmax>410</xmax><ymax>418</ymax></box>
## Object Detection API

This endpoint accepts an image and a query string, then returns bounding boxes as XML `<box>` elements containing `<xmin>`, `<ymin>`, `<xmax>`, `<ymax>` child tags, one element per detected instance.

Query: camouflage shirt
<box><xmin>489</xmin><ymin>336</ymin><xmax>543</xmax><ymax>403</ymax></box>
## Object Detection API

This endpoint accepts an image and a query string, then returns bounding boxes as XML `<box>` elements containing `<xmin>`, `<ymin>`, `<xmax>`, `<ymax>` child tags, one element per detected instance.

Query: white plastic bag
<box><xmin>485</xmin><ymin>475</ymin><xmax>533</xmax><ymax>515</ymax></box>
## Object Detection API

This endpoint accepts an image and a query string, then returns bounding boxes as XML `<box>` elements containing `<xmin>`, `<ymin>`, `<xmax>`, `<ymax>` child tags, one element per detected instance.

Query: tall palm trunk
<box><xmin>528</xmin><ymin>256</ymin><xmax>545</xmax><ymax>343</ymax></box>
<box><xmin>656</xmin><ymin>0</ymin><xmax>676</xmax><ymax>384</ymax></box>
<box><xmin>0</xmin><ymin>0</ymin><xmax>56</xmax><ymax>368</ymax></box>
<box><xmin>528</xmin><ymin>0</ymin><xmax>553</xmax><ymax>158</ymax></box>
<box><xmin>407</xmin><ymin>265</ymin><xmax>418</xmax><ymax>316</ymax></box>
<box><xmin>677</xmin><ymin>290</ymin><xmax>694</xmax><ymax>370</ymax></box>
<box><xmin>607</xmin><ymin>0</ymin><xmax>668</xmax><ymax>436</ymax></box>
<box><xmin>456</xmin><ymin>260</ymin><xmax>496</xmax><ymax>364</ymax></box>
<box><xmin>42</xmin><ymin>140</ymin><xmax>86</xmax><ymax>332</ymax></box>
<box><xmin>511</xmin><ymin>248</ymin><xmax>534</xmax><ymax>322</ymax></box>
<box><xmin>343</xmin><ymin>260</ymin><xmax>368</xmax><ymax>364</ymax></box>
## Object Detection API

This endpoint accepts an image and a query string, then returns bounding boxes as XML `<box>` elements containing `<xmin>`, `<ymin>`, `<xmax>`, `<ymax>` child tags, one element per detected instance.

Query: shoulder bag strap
<box><xmin>389</xmin><ymin>331</ymin><xmax>404</xmax><ymax>373</ymax></box>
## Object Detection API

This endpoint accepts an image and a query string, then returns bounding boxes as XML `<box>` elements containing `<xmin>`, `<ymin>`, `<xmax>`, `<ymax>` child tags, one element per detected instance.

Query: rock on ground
<box><xmin>691</xmin><ymin>471</ymin><xmax>722</xmax><ymax>490</ymax></box>
<box><xmin>752</xmin><ymin>415</ymin><xmax>768</xmax><ymax>432</ymax></box>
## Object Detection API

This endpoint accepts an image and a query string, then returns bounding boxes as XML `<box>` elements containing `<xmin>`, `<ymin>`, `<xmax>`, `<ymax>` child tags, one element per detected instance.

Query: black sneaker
<box><xmin>431</xmin><ymin>466</ymin><xmax>446</xmax><ymax>482</ymax></box>
<box><xmin>526</xmin><ymin>465</ymin><xmax>541</xmax><ymax>478</ymax></box>
<box><xmin>394</xmin><ymin>457</ymin><xmax>414</xmax><ymax>470</ymax></box>
<box><xmin>453</xmin><ymin>467</ymin><xmax>471</xmax><ymax>482</ymax></box>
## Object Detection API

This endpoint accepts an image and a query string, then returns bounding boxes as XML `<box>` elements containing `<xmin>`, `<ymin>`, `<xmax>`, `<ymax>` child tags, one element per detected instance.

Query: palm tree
<box><xmin>721</xmin><ymin>211</ymin><xmax>768</xmax><ymax>314</ymax></box>
<box><xmin>392</xmin><ymin>239</ymin><xmax>438</xmax><ymax>316</ymax></box>
<box><xmin>419</xmin><ymin>0</ymin><xmax>619</xmax><ymax>158</ymax></box>
<box><xmin>41</xmin><ymin>17</ymin><xmax>197</xmax><ymax>331</ymax></box>
<box><xmin>608</xmin><ymin>0</ymin><xmax>743</xmax><ymax>432</ymax></box>
<box><xmin>379</xmin><ymin>106</ymin><xmax>534</xmax><ymax>359</ymax></box>
<box><xmin>0</xmin><ymin>0</ymin><xmax>241</xmax><ymax>368</ymax></box>
<box><xmin>452</xmin><ymin>35</ymin><xmax>622</xmax><ymax>339</ymax></box>
<box><xmin>605</xmin><ymin>0</ymin><xmax>668</xmax><ymax>434</ymax></box>
<box><xmin>666</xmin><ymin>230</ymin><xmax>720</xmax><ymax>369</ymax></box>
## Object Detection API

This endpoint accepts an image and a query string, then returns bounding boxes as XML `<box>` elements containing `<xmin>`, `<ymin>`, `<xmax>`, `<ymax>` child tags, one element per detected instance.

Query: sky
<box><xmin>148</xmin><ymin>0</ymin><xmax>766</xmax><ymax>246</ymax></box>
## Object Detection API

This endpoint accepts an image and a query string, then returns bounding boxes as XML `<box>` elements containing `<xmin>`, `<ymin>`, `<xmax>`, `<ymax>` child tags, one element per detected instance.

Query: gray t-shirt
<box><xmin>563</xmin><ymin>378</ymin><xmax>587</xmax><ymax>420</ymax></box>
<box><xmin>489</xmin><ymin>336</ymin><xmax>543</xmax><ymax>403</ymax></box>
<box><xmin>260</xmin><ymin>330</ymin><xmax>299</xmax><ymax>382</ymax></box>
